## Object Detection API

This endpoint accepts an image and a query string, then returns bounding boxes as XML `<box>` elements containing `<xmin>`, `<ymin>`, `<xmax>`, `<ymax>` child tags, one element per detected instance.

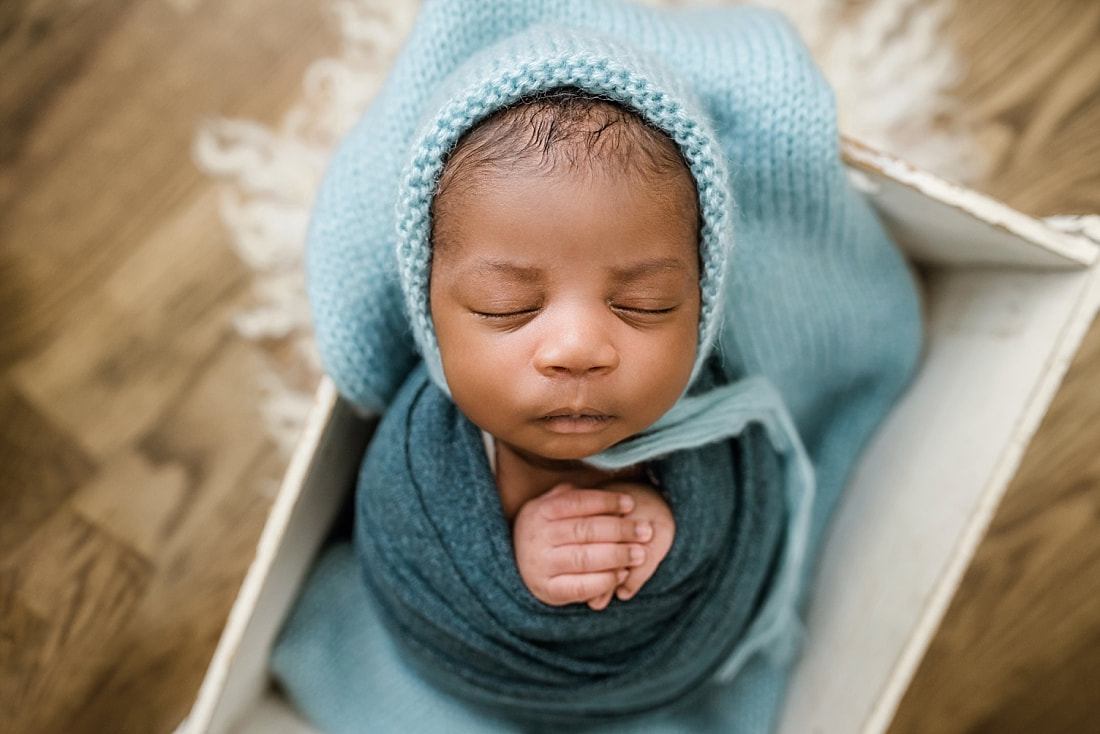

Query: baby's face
<box><xmin>429</xmin><ymin>164</ymin><xmax>700</xmax><ymax>464</ymax></box>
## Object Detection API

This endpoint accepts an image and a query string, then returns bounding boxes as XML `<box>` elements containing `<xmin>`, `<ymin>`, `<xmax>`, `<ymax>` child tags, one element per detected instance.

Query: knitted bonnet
<box><xmin>307</xmin><ymin>0</ymin><xmax>921</xmax><ymax>494</ymax></box>
<box><xmin>394</xmin><ymin>27</ymin><xmax>733</xmax><ymax>397</ymax></box>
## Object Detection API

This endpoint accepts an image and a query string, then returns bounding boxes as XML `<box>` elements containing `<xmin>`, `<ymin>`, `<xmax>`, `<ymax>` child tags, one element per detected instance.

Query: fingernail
<box><xmin>630</xmin><ymin>547</ymin><xmax>645</xmax><ymax>565</ymax></box>
<box><xmin>617</xmin><ymin>588</ymin><xmax>632</xmax><ymax>601</ymax></box>
<box><xmin>635</xmin><ymin>521</ymin><xmax>653</xmax><ymax>542</ymax></box>
<box><xmin>619</xmin><ymin>495</ymin><xmax>634</xmax><ymax>513</ymax></box>
<box><xmin>617</xmin><ymin>569</ymin><xmax>629</xmax><ymax>583</ymax></box>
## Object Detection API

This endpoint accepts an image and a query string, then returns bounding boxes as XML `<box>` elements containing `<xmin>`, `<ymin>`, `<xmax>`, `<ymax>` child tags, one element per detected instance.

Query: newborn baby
<box><xmin>350</xmin><ymin>83</ymin><xmax>791</xmax><ymax>722</ymax></box>
<box><xmin>428</xmin><ymin>90</ymin><xmax>689</xmax><ymax>610</ymax></box>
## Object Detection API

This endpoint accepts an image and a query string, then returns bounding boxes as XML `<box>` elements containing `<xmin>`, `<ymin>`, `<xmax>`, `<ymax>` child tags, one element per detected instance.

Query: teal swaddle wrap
<box><xmin>350</xmin><ymin>363</ymin><xmax>791</xmax><ymax>727</ymax></box>
<box><xmin>274</xmin><ymin>1</ymin><xmax>923</xmax><ymax>731</ymax></box>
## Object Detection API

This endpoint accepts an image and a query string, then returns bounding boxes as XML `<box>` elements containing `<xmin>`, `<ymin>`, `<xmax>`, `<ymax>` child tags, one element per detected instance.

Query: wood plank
<box><xmin>0</xmin><ymin>0</ymin><xmax>333</xmax><ymax>731</ymax></box>
<box><xmin>65</xmin><ymin>338</ymin><xmax>284</xmax><ymax>734</ymax></box>
<box><xmin>0</xmin><ymin>568</ymin><xmax>51</xmax><ymax>726</ymax></box>
<box><xmin>946</xmin><ymin>0</ymin><xmax>1100</xmax><ymax>214</ymax></box>
<box><xmin>68</xmin><ymin>449</ymin><xmax>190</xmax><ymax>560</ymax></box>
<box><xmin>0</xmin><ymin>0</ymin><xmax>332</xmax><ymax>367</ymax></box>
<box><xmin>0</xmin><ymin>381</ymin><xmax>96</xmax><ymax>556</ymax></box>
<box><xmin>9</xmin><ymin>187</ymin><xmax>250</xmax><ymax>458</ymax></box>
<box><xmin>0</xmin><ymin>0</ymin><xmax>136</xmax><ymax>165</ymax></box>
<box><xmin>0</xmin><ymin>509</ymin><xmax>152</xmax><ymax>734</ymax></box>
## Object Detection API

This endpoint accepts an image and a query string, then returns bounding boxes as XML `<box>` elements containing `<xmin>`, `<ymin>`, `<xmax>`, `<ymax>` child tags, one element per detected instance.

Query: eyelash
<box><xmin>473</xmin><ymin>308</ymin><xmax>539</xmax><ymax>321</ymax></box>
<box><xmin>613</xmin><ymin>305</ymin><xmax>677</xmax><ymax>316</ymax></box>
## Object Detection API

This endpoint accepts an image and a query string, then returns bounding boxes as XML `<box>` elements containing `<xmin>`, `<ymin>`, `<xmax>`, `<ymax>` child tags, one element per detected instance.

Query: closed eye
<box><xmin>611</xmin><ymin>304</ymin><xmax>679</xmax><ymax>316</ymax></box>
<box><xmin>614</xmin><ymin>305</ymin><xmax>677</xmax><ymax>314</ymax></box>
<box><xmin>472</xmin><ymin>308</ymin><xmax>540</xmax><ymax>321</ymax></box>
<box><xmin>610</xmin><ymin>304</ymin><xmax>681</xmax><ymax>327</ymax></box>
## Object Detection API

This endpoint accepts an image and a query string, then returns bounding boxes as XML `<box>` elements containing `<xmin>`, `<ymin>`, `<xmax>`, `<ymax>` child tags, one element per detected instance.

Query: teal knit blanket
<box><xmin>276</xmin><ymin>0</ymin><xmax>923</xmax><ymax>731</ymax></box>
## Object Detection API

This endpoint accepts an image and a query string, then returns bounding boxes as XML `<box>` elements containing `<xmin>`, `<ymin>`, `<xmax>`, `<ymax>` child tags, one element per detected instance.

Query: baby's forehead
<box><xmin>430</xmin><ymin>166</ymin><xmax>701</xmax><ymax>291</ymax></box>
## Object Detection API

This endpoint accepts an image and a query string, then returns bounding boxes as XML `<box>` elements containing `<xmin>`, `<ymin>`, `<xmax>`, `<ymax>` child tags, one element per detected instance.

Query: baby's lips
<box><xmin>542</xmin><ymin>406</ymin><xmax>610</xmax><ymax>418</ymax></box>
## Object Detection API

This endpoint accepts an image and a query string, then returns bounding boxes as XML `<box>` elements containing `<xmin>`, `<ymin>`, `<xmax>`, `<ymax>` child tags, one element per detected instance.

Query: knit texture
<box><xmin>287</xmin><ymin>0</ymin><xmax>923</xmax><ymax>731</ymax></box>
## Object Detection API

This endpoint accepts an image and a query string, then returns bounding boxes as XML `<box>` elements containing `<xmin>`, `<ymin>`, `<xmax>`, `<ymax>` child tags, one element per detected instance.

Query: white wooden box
<box><xmin>176</xmin><ymin>140</ymin><xmax>1100</xmax><ymax>734</ymax></box>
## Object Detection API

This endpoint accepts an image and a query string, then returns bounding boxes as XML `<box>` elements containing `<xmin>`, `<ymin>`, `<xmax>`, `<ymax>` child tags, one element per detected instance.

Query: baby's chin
<box><xmin>502</xmin><ymin>436</ymin><xmax>618</xmax><ymax>471</ymax></box>
<box><xmin>521</xmin><ymin>428</ymin><xmax>656</xmax><ymax>469</ymax></box>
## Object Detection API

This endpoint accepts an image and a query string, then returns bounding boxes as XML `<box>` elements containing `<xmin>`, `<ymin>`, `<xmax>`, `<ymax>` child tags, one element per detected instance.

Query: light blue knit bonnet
<box><xmin>306</xmin><ymin>0</ymin><xmax>919</xmax><ymax>528</ymax></box>
<box><xmin>396</xmin><ymin>26</ymin><xmax>733</xmax><ymax>401</ymax></box>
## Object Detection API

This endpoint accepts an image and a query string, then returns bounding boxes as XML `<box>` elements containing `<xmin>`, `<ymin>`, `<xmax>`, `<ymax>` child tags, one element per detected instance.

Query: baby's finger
<box><xmin>587</xmin><ymin>588</ymin><xmax>615</xmax><ymax>611</ymax></box>
<box><xmin>546</xmin><ymin>543</ymin><xmax>646</xmax><ymax>576</ymax></box>
<box><xmin>546</xmin><ymin>569</ymin><xmax>627</xmax><ymax>606</ymax></box>
<box><xmin>616</xmin><ymin>565</ymin><xmax>655</xmax><ymax>602</ymax></box>
<box><xmin>539</xmin><ymin>487</ymin><xmax>634</xmax><ymax>520</ymax></box>
<box><xmin>548</xmin><ymin>516</ymin><xmax>653</xmax><ymax>546</ymax></box>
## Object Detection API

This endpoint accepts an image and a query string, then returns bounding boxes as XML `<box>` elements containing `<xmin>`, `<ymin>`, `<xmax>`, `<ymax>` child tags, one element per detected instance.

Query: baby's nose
<box><xmin>533</xmin><ymin>319</ymin><xmax>619</xmax><ymax>377</ymax></box>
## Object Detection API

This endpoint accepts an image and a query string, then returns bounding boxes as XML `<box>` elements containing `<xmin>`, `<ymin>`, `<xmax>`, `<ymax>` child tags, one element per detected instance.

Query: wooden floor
<box><xmin>1</xmin><ymin>1</ymin><xmax>1097</xmax><ymax>733</ymax></box>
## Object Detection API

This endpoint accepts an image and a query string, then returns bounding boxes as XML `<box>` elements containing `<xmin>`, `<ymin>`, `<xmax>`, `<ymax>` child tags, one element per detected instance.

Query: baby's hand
<box><xmin>602</xmin><ymin>481</ymin><xmax>676</xmax><ymax>603</ymax></box>
<box><xmin>512</xmin><ymin>484</ymin><xmax>653</xmax><ymax>610</ymax></box>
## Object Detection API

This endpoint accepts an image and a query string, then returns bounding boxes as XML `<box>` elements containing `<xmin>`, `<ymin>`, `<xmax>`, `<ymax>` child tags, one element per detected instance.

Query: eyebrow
<box><xmin>467</xmin><ymin>258</ymin><xmax>544</xmax><ymax>283</ymax></box>
<box><xmin>609</xmin><ymin>257</ymin><xmax>692</xmax><ymax>283</ymax></box>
